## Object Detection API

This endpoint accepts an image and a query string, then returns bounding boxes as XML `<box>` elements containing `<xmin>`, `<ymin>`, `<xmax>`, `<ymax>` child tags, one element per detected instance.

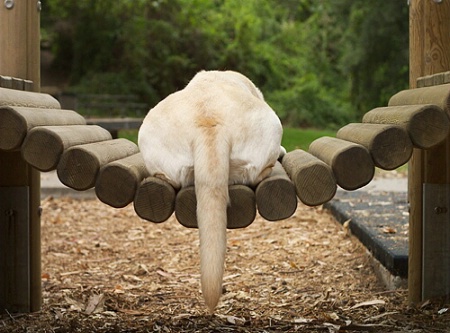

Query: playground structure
<box><xmin>1</xmin><ymin>0</ymin><xmax>450</xmax><ymax>313</ymax></box>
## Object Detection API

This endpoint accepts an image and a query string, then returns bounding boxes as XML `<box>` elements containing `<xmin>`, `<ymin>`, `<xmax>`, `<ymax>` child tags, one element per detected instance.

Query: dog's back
<box><xmin>138</xmin><ymin>70</ymin><xmax>282</xmax><ymax>311</ymax></box>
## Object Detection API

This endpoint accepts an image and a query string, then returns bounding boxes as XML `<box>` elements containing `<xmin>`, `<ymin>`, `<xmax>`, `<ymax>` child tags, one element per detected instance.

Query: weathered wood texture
<box><xmin>0</xmin><ymin>87</ymin><xmax>59</xmax><ymax>108</ymax></box>
<box><xmin>175</xmin><ymin>185</ymin><xmax>255</xmax><ymax>229</ymax></box>
<box><xmin>309</xmin><ymin>137</ymin><xmax>374</xmax><ymax>191</ymax></box>
<box><xmin>0</xmin><ymin>0</ymin><xmax>42</xmax><ymax>313</ymax></box>
<box><xmin>0</xmin><ymin>75</ymin><xmax>12</xmax><ymax>88</ymax></box>
<box><xmin>417</xmin><ymin>71</ymin><xmax>450</xmax><ymax>88</ymax></box>
<box><xmin>57</xmin><ymin>138</ymin><xmax>139</xmax><ymax>191</ymax></box>
<box><xmin>389</xmin><ymin>84</ymin><xmax>450</xmax><ymax>114</ymax></box>
<box><xmin>134</xmin><ymin>177</ymin><xmax>176</xmax><ymax>223</ymax></box>
<box><xmin>0</xmin><ymin>76</ymin><xmax>34</xmax><ymax>91</ymax></box>
<box><xmin>0</xmin><ymin>107</ymin><xmax>85</xmax><ymax>150</ymax></box>
<box><xmin>408</xmin><ymin>0</ymin><xmax>450</xmax><ymax>303</ymax></box>
<box><xmin>281</xmin><ymin>149</ymin><xmax>336</xmax><ymax>206</ymax></box>
<box><xmin>96</xmin><ymin>153</ymin><xmax>149</xmax><ymax>208</ymax></box>
<box><xmin>255</xmin><ymin>161</ymin><xmax>297</xmax><ymax>221</ymax></box>
<box><xmin>337</xmin><ymin>123</ymin><xmax>413</xmax><ymax>170</ymax></box>
<box><xmin>422</xmin><ymin>184</ymin><xmax>450</xmax><ymax>300</ymax></box>
<box><xmin>22</xmin><ymin>125</ymin><xmax>112</xmax><ymax>171</ymax></box>
<box><xmin>0</xmin><ymin>187</ymin><xmax>30</xmax><ymax>314</ymax></box>
<box><xmin>394</xmin><ymin>84</ymin><xmax>450</xmax><ymax>115</ymax></box>
<box><xmin>362</xmin><ymin>104</ymin><xmax>449</xmax><ymax>149</ymax></box>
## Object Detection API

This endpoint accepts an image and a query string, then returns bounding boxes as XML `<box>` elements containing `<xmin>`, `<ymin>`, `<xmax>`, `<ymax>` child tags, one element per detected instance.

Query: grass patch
<box><xmin>119</xmin><ymin>129</ymin><xmax>139</xmax><ymax>144</ymax></box>
<box><xmin>119</xmin><ymin>127</ymin><xmax>337</xmax><ymax>152</ymax></box>
<box><xmin>281</xmin><ymin>127</ymin><xmax>336</xmax><ymax>152</ymax></box>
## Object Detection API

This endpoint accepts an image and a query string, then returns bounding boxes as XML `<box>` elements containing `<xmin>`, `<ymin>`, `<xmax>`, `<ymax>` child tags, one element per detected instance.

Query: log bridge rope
<box><xmin>1</xmin><ymin>73</ymin><xmax>450</xmax><ymax>229</ymax></box>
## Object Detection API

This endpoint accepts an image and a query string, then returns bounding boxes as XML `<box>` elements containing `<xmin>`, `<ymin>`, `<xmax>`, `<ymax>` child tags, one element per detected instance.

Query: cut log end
<box><xmin>409</xmin><ymin>106</ymin><xmax>450</xmax><ymax>149</ymax></box>
<box><xmin>134</xmin><ymin>177</ymin><xmax>176</xmax><ymax>223</ymax></box>
<box><xmin>57</xmin><ymin>148</ymin><xmax>100</xmax><ymax>190</ymax></box>
<box><xmin>22</xmin><ymin>125</ymin><xmax>112</xmax><ymax>172</ymax></box>
<box><xmin>309</xmin><ymin>137</ymin><xmax>374</xmax><ymax>191</ymax></box>
<box><xmin>295</xmin><ymin>162</ymin><xmax>337</xmax><ymax>206</ymax></box>
<box><xmin>22</xmin><ymin>128</ymin><xmax>64</xmax><ymax>171</ymax></box>
<box><xmin>96</xmin><ymin>165</ymin><xmax>139</xmax><ymax>208</ymax></box>
<box><xmin>363</xmin><ymin>104</ymin><xmax>450</xmax><ymax>149</ymax></box>
<box><xmin>175</xmin><ymin>185</ymin><xmax>256</xmax><ymax>229</ymax></box>
<box><xmin>96</xmin><ymin>153</ymin><xmax>149</xmax><ymax>208</ymax></box>
<box><xmin>255</xmin><ymin>163</ymin><xmax>297</xmax><ymax>221</ymax></box>
<box><xmin>337</xmin><ymin>123</ymin><xmax>413</xmax><ymax>170</ymax></box>
<box><xmin>282</xmin><ymin>149</ymin><xmax>337</xmax><ymax>206</ymax></box>
<box><xmin>0</xmin><ymin>106</ymin><xmax>26</xmax><ymax>150</ymax></box>
<box><xmin>332</xmin><ymin>145</ymin><xmax>375</xmax><ymax>190</ymax></box>
<box><xmin>57</xmin><ymin>139</ymin><xmax>139</xmax><ymax>191</ymax></box>
<box><xmin>370</xmin><ymin>126</ymin><xmax>413</xmax><ymax>170</ymax></box>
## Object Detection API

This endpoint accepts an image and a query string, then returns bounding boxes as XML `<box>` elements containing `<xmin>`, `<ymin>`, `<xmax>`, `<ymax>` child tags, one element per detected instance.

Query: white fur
<box><xmin>138</xmin><ymin>70</ymin><xmax>283</xmax><ymax>312</ymax></box>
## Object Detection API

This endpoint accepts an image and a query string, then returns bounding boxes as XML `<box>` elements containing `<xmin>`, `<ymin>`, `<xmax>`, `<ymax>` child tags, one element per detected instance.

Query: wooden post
<box><xmin>0</xmin><ymin>1</ymin><xmax>42</xmax><ymax>312</ymax></box>
<box><xmin>408</xmin><ymin>0</ymin><xmax>450</xmax><ymax>303</ymax></box>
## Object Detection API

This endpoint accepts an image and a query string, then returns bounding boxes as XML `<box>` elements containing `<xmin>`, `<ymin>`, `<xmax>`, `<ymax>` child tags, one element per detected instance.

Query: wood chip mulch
<box><xmin>1</xmin><ymin>196</ymin><xmax>449</xmax><ymax>332</ymax></box>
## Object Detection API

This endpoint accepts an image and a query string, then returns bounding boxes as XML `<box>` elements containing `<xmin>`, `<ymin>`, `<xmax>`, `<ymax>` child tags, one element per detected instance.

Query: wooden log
<box><xmin>281</xmin><ymin>149</ymin><xmax>336</xmax><ymax>206</ymax></box>
<box><xmin>175</xmin><ymin>185</ymin><xmax>256</xmax><ymax>229</ymax></box>
<box><xmin>255</xmin><ymin>161</ymin><xmax>297</xmax><ymax>221</ymax></box>
<box><xmin>0</xmin><ymin>106</ymin><xmax>86</xmax><ymax>151</ymax></box>
<box><xmin>362</xmin><ymin>104</ymin><xmax>449</xmax><ymax>149</ymax></box>
<box><xmin>389</xmin><ymin>84</ymin><xmax>450</xmax><ymax>113</ymax></box>
<box><xmin>309</xmin><ymin>137</ymin><xmax>374</xmax><ymax>191</ymax></box>
<box><xmin>96</xmin><ymin>153</ymin><xmax>150</xmax><ymax>208</ymax></box>
<box><xmin>133</xmin><ymin>177</ymin><xmax>176</xmax><ymax>223</ymax></box>
<box><xmin>12</xmin><ymin>77</ymin><xmax>24</xmax><ymax>90</ymax></box>
<box><xmin>23</xmin><ymin>80</ymin><xmax>34</xmax><ymax>92</ymax></box>
<box><xmin>336</xmin><ymin>123</ymin><xmax>413</xmax><ymax>170</ymax></box>
<box><xmin>445</xmin><ymin>71</ymin><xmax>450</xmax><ymax>84</ymax></box>
<box><xmin>0</xmin><ymin>86</ymin><xmax>60</xmax><ymax>108</ymax></box>
<box><xmin>57</xmin><ymin>138</ymin><xmax>139</xmax><ymax>191</ymax></box>
<box><xmin>0</xmin><ymin>76</ymin><xmax>12</xmax><ymax>88</ymax></box>
<box><xmin>22</xmin><ymin>125</ymin><xmax>112</xmax><ymax>171</ymax></box>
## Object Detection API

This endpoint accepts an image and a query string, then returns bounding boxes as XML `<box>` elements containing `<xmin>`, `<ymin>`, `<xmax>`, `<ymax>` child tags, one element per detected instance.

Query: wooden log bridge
<box><xmin>2</xmin><ymin>79</ymin><xmax>450</xmax><ymax>229</ymax></box>
<box><xmin>1</xmin><ymin>74</ymin><xmax>450</xmax><ymax>314</ymax></box>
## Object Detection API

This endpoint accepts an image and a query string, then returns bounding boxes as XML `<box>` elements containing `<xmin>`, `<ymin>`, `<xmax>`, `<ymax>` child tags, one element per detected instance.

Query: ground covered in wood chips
<box><xmin>1</xmin><ymin>195</ymin><xmax>450</xmax><ymax>332</ymax></box>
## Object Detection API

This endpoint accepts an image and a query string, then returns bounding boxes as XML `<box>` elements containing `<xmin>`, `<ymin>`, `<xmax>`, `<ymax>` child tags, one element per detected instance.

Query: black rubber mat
<box><xmin>324</xmin><ymin>191</ymin><xmax>408</xmax><ymax>278</ymax></box>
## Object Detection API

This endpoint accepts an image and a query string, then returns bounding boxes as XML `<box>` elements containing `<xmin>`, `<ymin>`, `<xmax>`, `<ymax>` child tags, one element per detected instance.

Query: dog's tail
<box><xmin>194</xmin><ymin>133</ymin><xmax>229</xmax><ymax>313</ymax></box>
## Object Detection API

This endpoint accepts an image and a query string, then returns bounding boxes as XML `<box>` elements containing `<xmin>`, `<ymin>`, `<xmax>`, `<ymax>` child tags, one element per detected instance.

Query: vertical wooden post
<box><xmin>408</xmin><ymin>0</ymin><xmax>450</xmax><ymax>303</ymax></box>
<box><xmin>0</xmin><ymin>1</ymin><xmax>42</xmax><ymax>312</ymax></box>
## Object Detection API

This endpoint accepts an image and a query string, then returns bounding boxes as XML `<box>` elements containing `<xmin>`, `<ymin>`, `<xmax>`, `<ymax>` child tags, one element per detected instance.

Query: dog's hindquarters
<box><xmin>138</xmin><ymin>70</ymin><xmax>283</xmax><ymax>313</ymax></box>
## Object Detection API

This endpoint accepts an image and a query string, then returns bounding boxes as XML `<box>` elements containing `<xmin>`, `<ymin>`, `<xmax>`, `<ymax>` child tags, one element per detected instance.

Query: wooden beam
<box><xmin>309</xmin><ymin>137</ymin><xmax>375</xmax><ymax>191</ymax></box>
<box><xmin>0</xmin><ymin>87</ymin><xmax>59</xmax><ymax>107</ymax></box>
<box><xmin>0</xmin><ymin>107</ymin><xmax>86</xmax><ymax>150</ymax></box>
<box><xmin>255</xmin><ymin>161</ymin><xmax>297</xmax><ymax>221</ymax></box>
<box><xmin>408</xmin><ymin>0</ymin><xmax>450</xmax><ymax>303</ymax></box>
<box><xmin>134</xmin><ymin>177</ymin><xmax>176</xmax><ymax>223</ymax></box>
<box><xmin>57</xmin><ymin>139</ymin><xmax>139</xmax><ymax>190</ymax></box>
<box><xmin>337</xmin><ymin>123</ymin><xmax>412</xmax><ymax>170</ymax></box>
<box><xmin>281</xmin><ymin>149</ymin><xmax>336</xmax><ymax>206</ymax></box>
<box><xmin>389</xmin><ymin>83</ymin><xmax>450</xmax><ymax>113</ymax></box>
<box><xmin>22</xmin><ymin>125</ymin><xmax>112</xmax><ymax>172</ymax></box>
<box><xmin>96</xmin><ymin>153</ymin><xmax>149</xmax><ymax>208</ymax></box>
<box><xmin>362</xmin><ymin>105</ymin><xmax>449</xmax><ymax>149</ymax></box>
<box><xmin>0</xmin><ymin>0</ymin><xmax>42</xmax><ymax>313</ymax></box>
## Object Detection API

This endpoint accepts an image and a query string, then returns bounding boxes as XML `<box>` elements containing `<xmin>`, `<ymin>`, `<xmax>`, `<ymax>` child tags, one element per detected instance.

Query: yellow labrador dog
<box><xmin>138</xmin><ymin>70</ymin><xmax>283</xmax><ymax>312</ymax></box>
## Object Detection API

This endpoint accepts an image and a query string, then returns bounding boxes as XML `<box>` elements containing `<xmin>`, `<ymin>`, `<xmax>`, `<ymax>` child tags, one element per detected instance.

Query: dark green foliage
<box><xmin>40</xmin><ymin>0</ymin><xmax>408</xmax><ymax>128</ymax></box>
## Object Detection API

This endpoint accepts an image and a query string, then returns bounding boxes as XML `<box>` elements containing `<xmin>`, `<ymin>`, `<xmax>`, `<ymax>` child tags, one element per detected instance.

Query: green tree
<box><xmin>40</xmin><ymin>0</ymin><xmax>409</xmax><ymax>128</ymax></box>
